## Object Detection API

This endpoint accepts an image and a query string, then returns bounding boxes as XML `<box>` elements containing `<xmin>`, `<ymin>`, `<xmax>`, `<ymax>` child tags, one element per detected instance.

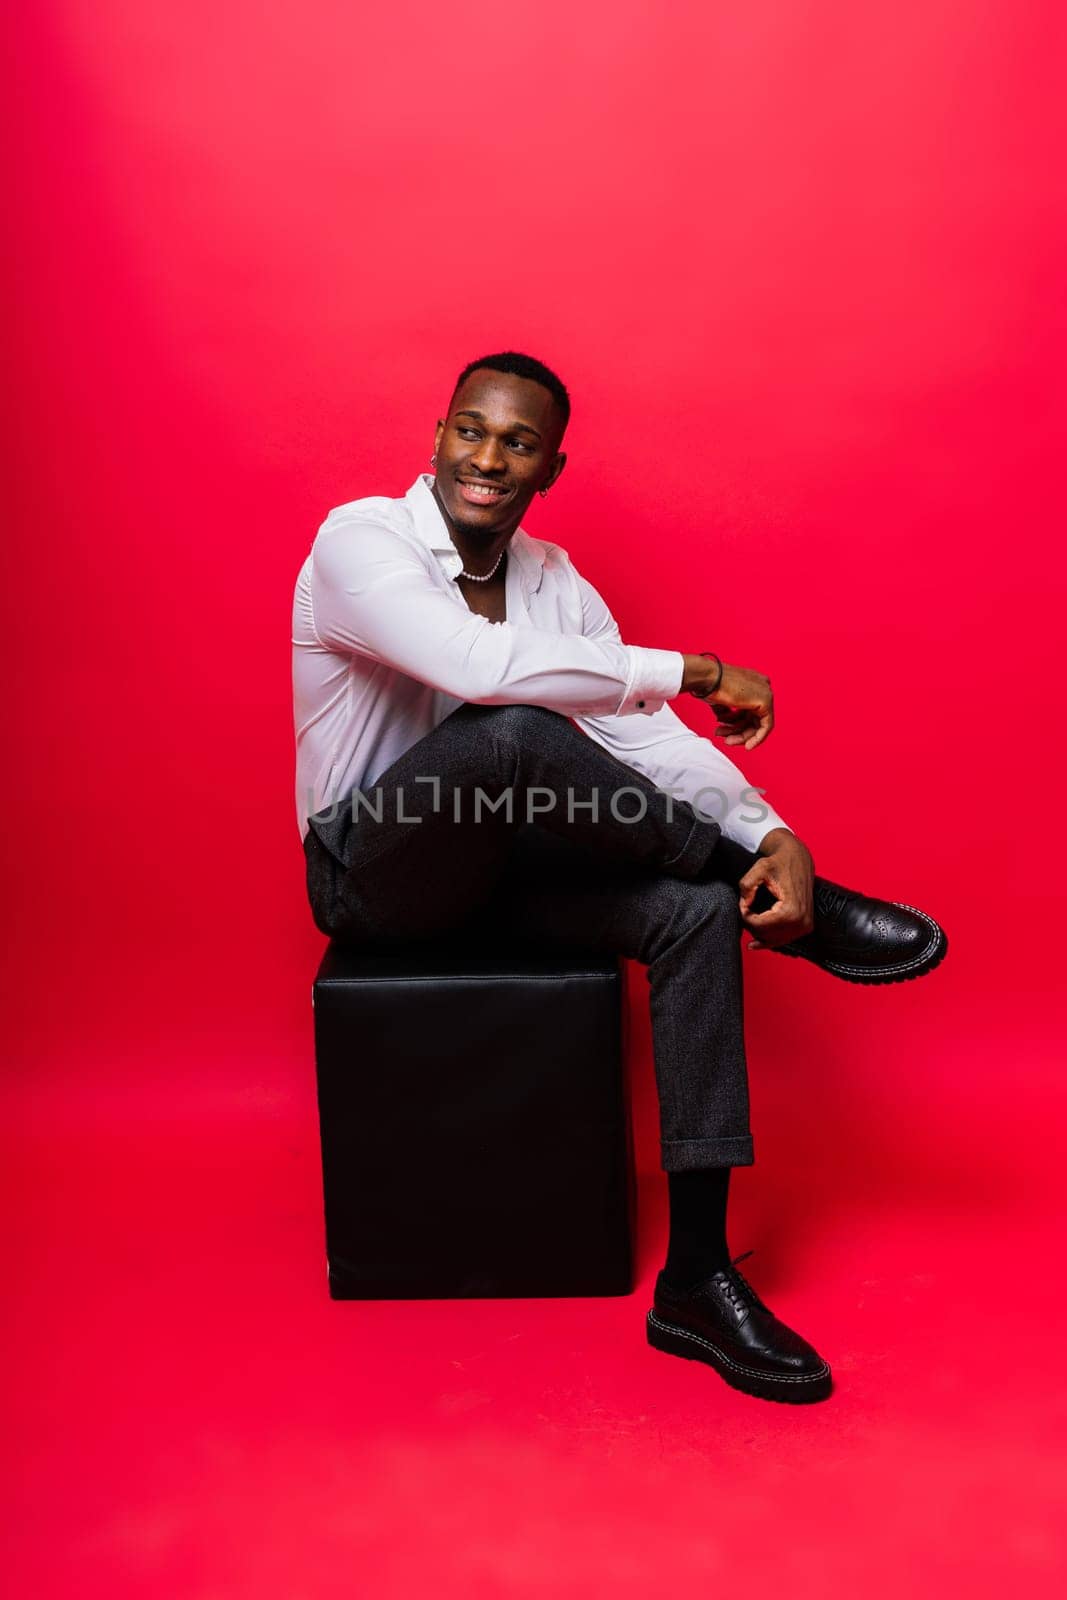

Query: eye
<box><xmin>507</xmin><ymin>439</ymin><xmax>533</xmax><ymax>452</ymax></box>
<box><xmin>457</xmin><ymin>426</ymin><xmax>481</xmax><ymax>440</ymax></box>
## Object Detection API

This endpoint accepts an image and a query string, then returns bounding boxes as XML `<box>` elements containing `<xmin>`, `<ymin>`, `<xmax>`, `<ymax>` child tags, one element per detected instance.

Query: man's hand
<box><xmin>738</xmin><ymin>828</ymin><xmax>815</xmax><ymax>949</ymax></box>
<box><xmin>680</xmin><ymin>657</ymin><xmax>774</xmax><ymax>750</ymax></box>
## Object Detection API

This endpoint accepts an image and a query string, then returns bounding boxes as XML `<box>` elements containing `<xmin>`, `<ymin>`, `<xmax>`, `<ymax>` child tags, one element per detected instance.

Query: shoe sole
<box><xmin>646</xmin><ymin>1309</ymin><xmax>833</xmax><ymax>1404</ymax></box>
<box><xmin>775</xmin><ymin>904</ymin><xmax>948</xmax><ymax>986</ymax></box>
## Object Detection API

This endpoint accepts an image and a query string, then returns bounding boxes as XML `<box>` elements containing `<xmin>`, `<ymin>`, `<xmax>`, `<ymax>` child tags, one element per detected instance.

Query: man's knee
<box><xmin>683</xmin><ymin>875</ymin><xmax>741</xmax><ymax>930</ymax></box>
<box><xmin>443</xmin><ymin>702</ymin><xmax>576</xmax><ymax>758</ymax></box>
<box><xmin>646</xmin><ymin>874</ymin><xmax>742</xmax><ymax>960</ymax></box>
<box><xmin>451</xmin><ymin>701</ymin><xmax>567</xmax><ymax>736</ymax></box>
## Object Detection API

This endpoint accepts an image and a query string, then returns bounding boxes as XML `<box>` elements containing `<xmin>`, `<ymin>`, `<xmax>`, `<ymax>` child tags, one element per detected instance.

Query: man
<box><xmin>292</xmin><ymin>351</ymin><xmax>947</xmax><ymax>1405</ymax></box>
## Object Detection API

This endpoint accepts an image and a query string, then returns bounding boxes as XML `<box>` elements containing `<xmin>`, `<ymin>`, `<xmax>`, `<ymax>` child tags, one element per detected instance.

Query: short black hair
<box><xmin>451</xmin><ymin>350</ymin><xmax>571</xmax><ymax>431</ymax></box>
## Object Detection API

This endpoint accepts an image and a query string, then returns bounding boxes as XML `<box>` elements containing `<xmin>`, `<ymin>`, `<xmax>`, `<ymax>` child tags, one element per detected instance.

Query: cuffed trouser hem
<box><xmin>661</xmin><ymin>1134</ymin><xmax>755</xmax><ymax>1171</ymax></box>
<box><xmin>662</xmin><ymin>813</ymin><xmax>723</xmax><ymax>880</ymax></box>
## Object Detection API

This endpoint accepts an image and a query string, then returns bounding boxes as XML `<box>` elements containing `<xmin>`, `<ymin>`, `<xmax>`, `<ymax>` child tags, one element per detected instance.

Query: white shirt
<box><xmin>292</xmin><ymin>474</ymin><xmax>790</xmax><ymax>852</ymax></box>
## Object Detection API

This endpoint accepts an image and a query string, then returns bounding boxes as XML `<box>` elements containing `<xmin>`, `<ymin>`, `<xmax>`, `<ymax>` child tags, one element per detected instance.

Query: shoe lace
<box><xmin>815</xmin><ymin>881</ymin><xmax>850</xmax><ymax>922</ymax></box>
<box><xmin>726</xmin><ymin>1249</ymin><xmax>770</xmax><ymax>1313</ymax></box>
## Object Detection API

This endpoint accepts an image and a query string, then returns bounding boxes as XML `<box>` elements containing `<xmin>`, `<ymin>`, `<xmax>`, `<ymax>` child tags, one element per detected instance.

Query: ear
<box><xmin>544</xmin><ymin>451</ymin><xmax>567</xmax><ymax>492</ymax></box>
<box><xmin>433</xmin><ymin>417</ymin><xmax>445</xmax><ymax>456</ymax></box>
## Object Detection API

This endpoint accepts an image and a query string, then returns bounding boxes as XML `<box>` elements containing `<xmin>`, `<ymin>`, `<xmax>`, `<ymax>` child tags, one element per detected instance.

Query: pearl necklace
<box><xmin>459</xmin><ymin>549</ymin><xmax>505</xmax><ymax>583</ymax></box>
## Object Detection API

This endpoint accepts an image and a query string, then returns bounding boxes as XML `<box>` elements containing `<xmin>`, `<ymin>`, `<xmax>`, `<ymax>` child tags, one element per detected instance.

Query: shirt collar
<box><xmin>404</xmin><ymin>473</ymin><xmax>547</xmax><ymax>596</ymax></box>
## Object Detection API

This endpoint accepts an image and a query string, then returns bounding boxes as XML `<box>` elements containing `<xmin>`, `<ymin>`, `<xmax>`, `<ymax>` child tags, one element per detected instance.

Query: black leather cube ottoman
<box><xmin>312</xmin><ymin>936</ymin><xmax>636</xmax><ymax>1298</ymax></box>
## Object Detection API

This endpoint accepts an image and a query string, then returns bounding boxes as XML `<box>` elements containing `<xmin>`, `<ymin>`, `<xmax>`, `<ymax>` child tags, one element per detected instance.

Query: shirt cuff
<box><xmin>722</xmin><ymin>801</ymin><xmax>792</xmax><ymax>854</ymax></box>
<box><xmin>615</xmin><ymin>647</ymin><xmax>685</xmax><ymax>716</ymax></box>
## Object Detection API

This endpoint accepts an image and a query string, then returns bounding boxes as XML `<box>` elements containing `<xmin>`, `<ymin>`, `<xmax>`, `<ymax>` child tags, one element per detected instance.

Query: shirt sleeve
<box><xmin>308</xmin><ymin>514</ymin><xmax>685</xmax><ymax>718</ymax></box>
<box><xmin>570</xmin><ymin>566</ymin><xmax>793</xmax><ymax>852</ymax></box>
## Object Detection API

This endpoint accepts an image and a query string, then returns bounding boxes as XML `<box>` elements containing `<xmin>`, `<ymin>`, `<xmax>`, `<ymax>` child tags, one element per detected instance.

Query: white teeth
<box><xmin>465</xmin><ymin>483</ymin><xmax>503</xmax><ymax>497</ymax></box>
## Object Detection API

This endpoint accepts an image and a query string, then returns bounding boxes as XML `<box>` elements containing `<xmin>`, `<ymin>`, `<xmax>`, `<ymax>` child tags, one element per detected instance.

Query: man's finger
<box><xmin>743</xmin><ymin>900</ymin><xmax>799</xmax><ymax>929</ymax></box>
<box><xmin>738</xmin><ymin>869</ymin><xmax>767</xmax><ymax>915</ymax></box>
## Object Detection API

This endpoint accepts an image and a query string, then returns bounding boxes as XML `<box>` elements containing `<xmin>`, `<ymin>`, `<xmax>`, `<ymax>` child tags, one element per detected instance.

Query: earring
<box><xmin>539</xmin><ymin>487</ymin><xmax>549</xmax><ymax>497</ymax></box>
<box><xmin>430</xmin><ymin>452</ymin><xmax>437</xmax><ymax>467</ymax></box>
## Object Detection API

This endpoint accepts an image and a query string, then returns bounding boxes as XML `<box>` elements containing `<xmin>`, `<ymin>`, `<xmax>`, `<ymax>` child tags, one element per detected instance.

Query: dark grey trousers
<box><xmin>303</xmin><ymin>702</ymin><xmax>757</xmax><ymax>1170</ymax></box>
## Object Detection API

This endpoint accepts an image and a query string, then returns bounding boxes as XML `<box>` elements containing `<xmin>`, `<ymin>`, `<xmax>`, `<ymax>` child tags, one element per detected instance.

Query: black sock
<box><xmin>663</xmin><ymin>1167</ymin><xmax>733</xmax><ymax>1288</ymax></box>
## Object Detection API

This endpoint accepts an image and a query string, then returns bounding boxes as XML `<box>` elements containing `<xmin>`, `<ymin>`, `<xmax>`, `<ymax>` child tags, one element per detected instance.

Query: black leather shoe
<box><xmin>647</xmin><ymin>1258</ymin><xmax>832</xmax><ymax>1404</ymax></box>
<box><xmin>773</xmin><ymin>876</ymin><xmax>947</xmax><ymax>985</ymax></box>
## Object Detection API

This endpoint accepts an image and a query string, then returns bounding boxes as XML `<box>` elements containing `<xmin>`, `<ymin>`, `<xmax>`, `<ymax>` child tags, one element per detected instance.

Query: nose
<box><xmin>469</xmin><ymin>434</ymin><xmax>506</xmax><ymax>476</ymax></box>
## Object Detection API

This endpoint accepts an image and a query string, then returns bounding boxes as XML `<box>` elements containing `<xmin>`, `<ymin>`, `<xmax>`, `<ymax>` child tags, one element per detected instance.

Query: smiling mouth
<box><xmin>457</xmin><ymin>479</ymin><xmax>510</xmax><ymax>504</ymax></box>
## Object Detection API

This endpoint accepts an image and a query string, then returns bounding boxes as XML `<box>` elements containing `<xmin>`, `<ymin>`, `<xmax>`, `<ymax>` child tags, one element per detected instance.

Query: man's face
<box><xmin>432</xmin><ymin>369</ymin><xmax>567</xmax><ymax>539</ymax></box>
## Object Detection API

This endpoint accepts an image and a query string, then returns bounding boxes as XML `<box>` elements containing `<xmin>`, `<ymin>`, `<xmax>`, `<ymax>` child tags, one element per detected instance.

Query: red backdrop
<box><xmin>5</xmin><ymin>4</ymin><xmax>1066</xmax><ymax>1592</ymax></box>
<box><xmin>6</xmin><ymin>0</ymin><xmax>1063</xmax><ymax>1082</ymax></box>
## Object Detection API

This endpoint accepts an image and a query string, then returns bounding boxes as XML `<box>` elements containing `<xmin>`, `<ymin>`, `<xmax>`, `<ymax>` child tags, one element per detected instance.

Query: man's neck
<box><xmin>431</xmin><ymin>480</ymin><xmax>514</xmax><ymax>575</ymax></box>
